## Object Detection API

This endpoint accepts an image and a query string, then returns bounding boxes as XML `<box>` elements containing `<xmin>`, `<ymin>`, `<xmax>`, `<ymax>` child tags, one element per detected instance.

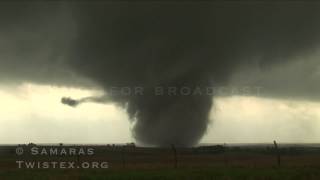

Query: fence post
<box><xmin>273</xmin><ymin>140</ymin><xmax>281</xmax><ymax>167</ymax></box>
<box><xmin>223</xmin><ymin>143</ymin><xmax>228</xmax><ymax>166</ymax></box>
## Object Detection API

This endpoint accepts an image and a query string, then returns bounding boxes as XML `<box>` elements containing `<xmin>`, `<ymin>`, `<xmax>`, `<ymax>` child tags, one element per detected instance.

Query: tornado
<box><xmin>1</xmin><ymin>2</ymin><xmax>320</xmax><ymax>147</ymax></box>
<box><xmin>62</xmin><ymin>2</ymin><xmax>320</xmax><ymax>147</ymax></box>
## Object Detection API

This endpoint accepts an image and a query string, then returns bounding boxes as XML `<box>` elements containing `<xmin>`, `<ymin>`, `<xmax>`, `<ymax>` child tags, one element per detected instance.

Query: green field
<box><xmin>1</xmin><ymin>167</ymin><xmax>320</xmax><ymax>180</ymax></box>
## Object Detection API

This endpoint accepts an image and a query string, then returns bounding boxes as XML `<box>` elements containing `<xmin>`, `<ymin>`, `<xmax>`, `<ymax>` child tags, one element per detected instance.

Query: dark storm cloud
<box><xmin>1</xmin><ymin>2</ymin><xmax>320</xmax><ymax>146</ymax></box>
<box><xmin>0</xmin><ymin>2</ymin><xmax>92</xmax><ymax>87</ymax></box>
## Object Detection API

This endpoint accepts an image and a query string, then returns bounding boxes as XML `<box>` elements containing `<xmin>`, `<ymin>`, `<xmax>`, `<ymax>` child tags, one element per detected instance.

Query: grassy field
<box><xmin>1</xmin><ymin>145</ymin><xmax>320</xmax><ymax>179</ymax></box>
<box><xmin>1</xmin><ymin>167</ymin><xmax>320</xmax><ymax>180</ymax></box>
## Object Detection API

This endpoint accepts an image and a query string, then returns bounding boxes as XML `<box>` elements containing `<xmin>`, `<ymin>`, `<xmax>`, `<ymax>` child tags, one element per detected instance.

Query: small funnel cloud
<box><xmin>61</xmin><ymin>97</ymin><xmax>79</xmax><ymax>107</ymax></box>
<box><xmin>61</xmin><ymin>95</ymin><xmax>112</xmax><ymax>107</ymax></box>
